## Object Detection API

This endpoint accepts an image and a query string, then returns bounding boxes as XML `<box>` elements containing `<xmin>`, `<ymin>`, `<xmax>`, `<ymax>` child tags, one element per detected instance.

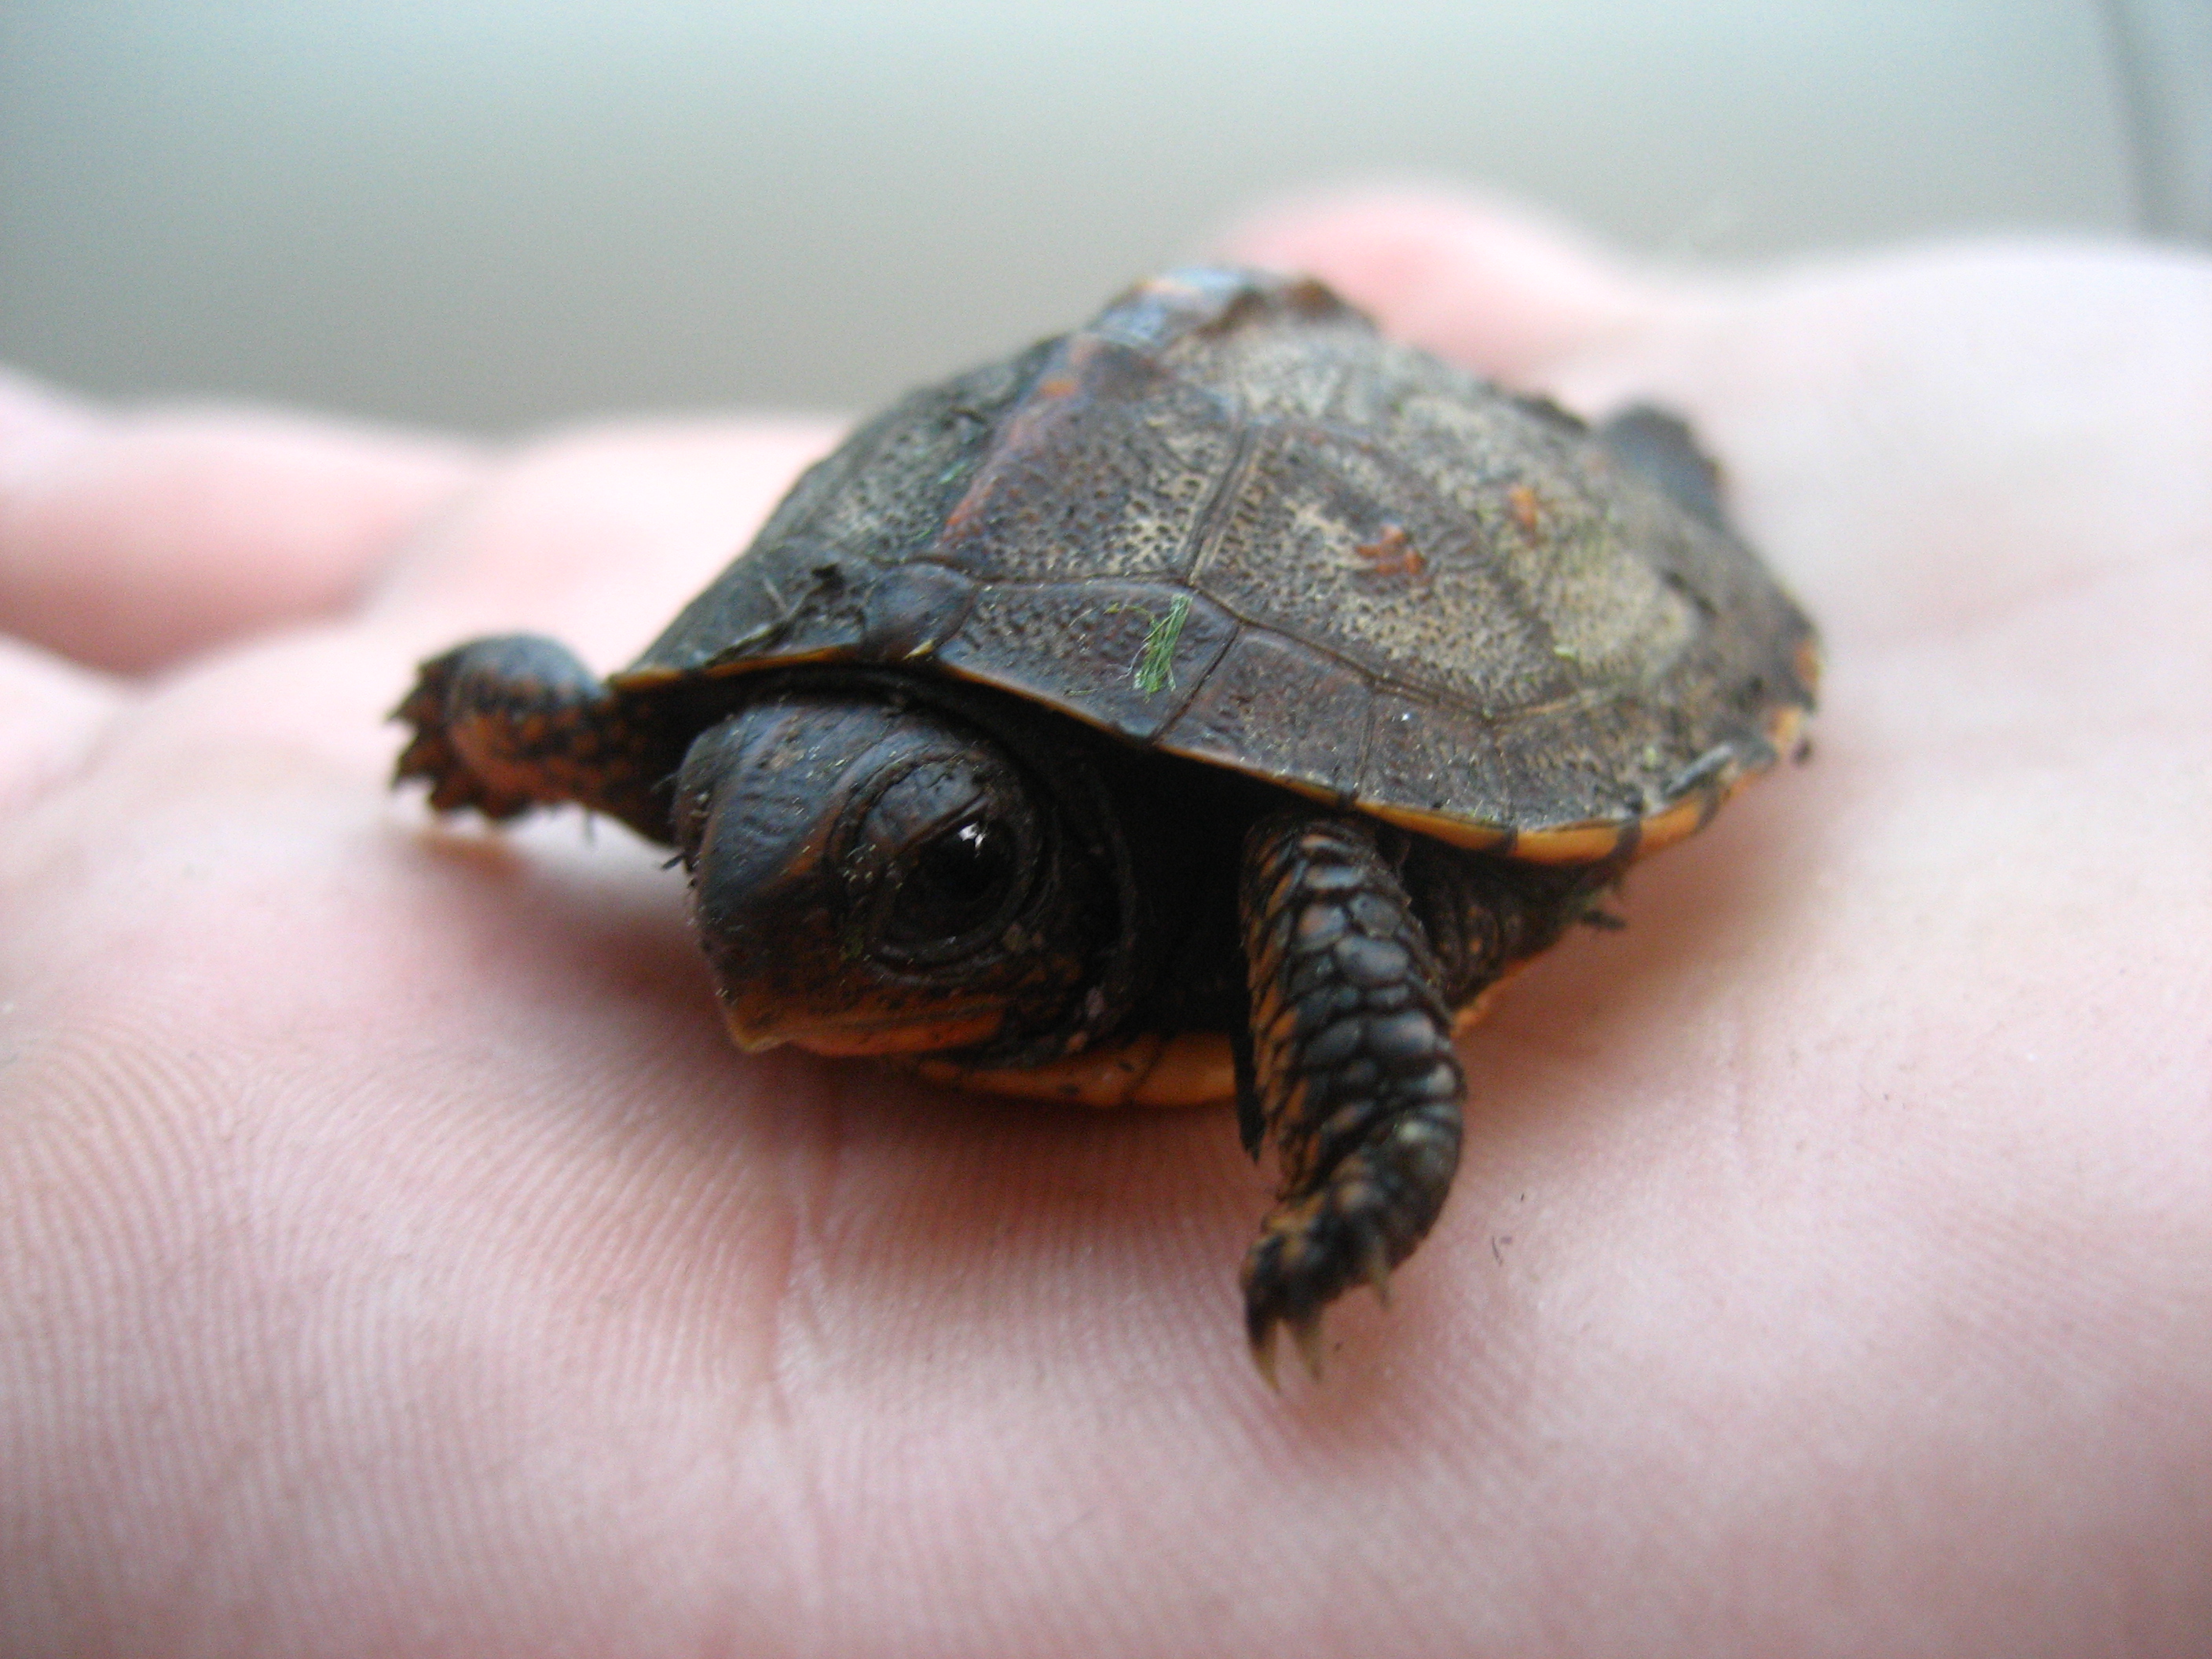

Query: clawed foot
<box><xmin>1236</xmin><ymin>811</ymin><xmax>1470</xmax><ymax>1386</ymax></box>
<box><xmin>1240</xmin><ymin>1111</ymin><xmax>1461</xmax><ymax>1386</ymax></box>
<box><xmin>390</xmin><ymin>635</ymin><xmax>672</xmax><ymax>837</ymax></box>
<box><xmin>391</xmin><ymin>644</ymin><xmax>541</xmax><ymax>819</ymax></box>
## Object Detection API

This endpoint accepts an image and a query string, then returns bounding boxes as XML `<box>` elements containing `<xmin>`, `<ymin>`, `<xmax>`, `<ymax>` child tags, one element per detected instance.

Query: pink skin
<box><xmin>3</xmin><ymin>192</ymin><xmax>2210</xmax><ymax>1657</ymax></box>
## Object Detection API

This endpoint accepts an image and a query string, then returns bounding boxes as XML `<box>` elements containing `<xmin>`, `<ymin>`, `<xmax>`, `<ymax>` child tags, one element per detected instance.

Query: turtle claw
<box><xmin>1251</xmin><ymin>1324</ymin><xmax>1282</xmax><ymax>1392</ymax></box>
<box><xmin>1241</xmin><ymin>1205</ymin><xmax>1368</xmax><ymax>1386</ymax></box>
<box><xmin>1361</xmin><ymin>1233</ymin><xmax>1393</xmax><ymax>1307</ymax></box>
<box><xmin>1243</xmin><ymin>1200</ymin><xmax>1397</xmax><ymax>1386</ymax></box>
<box><xmin>1246</xmin><ymin>1309</ymin><xmax>1328</xmax><ymax>1389</ymax></box>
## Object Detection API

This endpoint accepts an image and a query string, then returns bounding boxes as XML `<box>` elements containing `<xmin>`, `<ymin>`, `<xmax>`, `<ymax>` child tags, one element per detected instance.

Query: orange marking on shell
<box><xmin>1632</xmin><ymin>792</ymin><xmax>1712</xmax><ymax>858</ymax></box>
<box><xmin>1362</xmin><ymin>799</ymin><xmax>1518</xmax><ymax>854</ymax></box>
<box><xmin>1499</xmin><ymin>820</ymin><xmax>1632</xmax><ymax>865</ymax></box>
<box><xmin>731</xmin><ymin>1004</ymin><xmax>1005</xmax><ymax>1057</ymax></box>
<box><xmin>1507</xmin><ymin>483</ymin><xmax>1542</xmax><ymax>533</ymax></box>
<box><xmin>1353</xmin><ymin>522</ymin><xmax>1425</xmax><ymax>580</ymax></box>
<box><xmin>914</xmin><ymin>1029</ymin><xmax>1233</xmax><ymax>1108</ymax></box>
<box><xmin>939</xmin><ymin>340</ymin><xmax>1100</xmax><ymax>537</ymax></box>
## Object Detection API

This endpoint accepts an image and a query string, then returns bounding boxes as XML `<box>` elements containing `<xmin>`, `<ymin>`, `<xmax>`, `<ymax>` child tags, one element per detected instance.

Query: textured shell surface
<box><xmin>620</xmin><ymin>269</ymin><xmax>1817</xmax><ymax>854</ymax></box>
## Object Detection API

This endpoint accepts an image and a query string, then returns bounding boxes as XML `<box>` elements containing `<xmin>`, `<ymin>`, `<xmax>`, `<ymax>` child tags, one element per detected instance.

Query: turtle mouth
<box><xmin>720</xmin><ymin>1001</ymin><xmax>1008</xmax><ymax>1058</ymax></box>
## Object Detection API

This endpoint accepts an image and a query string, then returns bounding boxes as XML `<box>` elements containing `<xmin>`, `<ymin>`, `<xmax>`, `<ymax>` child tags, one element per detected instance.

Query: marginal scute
<box><xmin>1159</xmin><ymin>627</ymin><xmax>1372</xmax><ymax>799</ymax></box>
<box><xmin>933</xmin><ymin>580</ymin><xmax>1239</xmax><ymax>743</ymax></box>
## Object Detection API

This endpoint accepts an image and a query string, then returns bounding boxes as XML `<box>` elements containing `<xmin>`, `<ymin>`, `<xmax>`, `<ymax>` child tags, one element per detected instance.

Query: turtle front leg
<box><xmin>393</xmin><ymin>635</ymin><xmax>680</xmax><ymax>842</ymax></box>
<box><xmin>1237</xmin><ymin>811</ymin><xmax>1466</xmax><ymax>1384</ymax></box>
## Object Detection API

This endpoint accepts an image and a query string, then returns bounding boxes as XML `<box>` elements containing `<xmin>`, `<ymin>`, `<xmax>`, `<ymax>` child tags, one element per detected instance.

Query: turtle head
<box><xmin>672</xmin><ymin>686</ymin><xmax>1127</xmax><ymax>1063</ymax></box>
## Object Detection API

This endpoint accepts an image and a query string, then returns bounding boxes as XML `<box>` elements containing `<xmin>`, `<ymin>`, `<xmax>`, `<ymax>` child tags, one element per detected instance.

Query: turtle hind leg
<box><xmin>1236</xmin><ymin>811</ymin><xmax>1465</xmax><ymax>1385</ymax></box>
<box><xmin>393</xmin><ymin>635</ymin><xmax>679</xmax><ymax>842</ymax></box>
<box><xmin>1597</xmin><ymin>404</ymin><xmax>1728</xmax><ymax>532</ymax></box>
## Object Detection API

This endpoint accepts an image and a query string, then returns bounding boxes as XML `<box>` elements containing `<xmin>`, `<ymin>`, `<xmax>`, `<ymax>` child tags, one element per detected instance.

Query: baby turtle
<box><xmin>395</xmin><ymin>269</ymin><xmax>1818</xmax><ymax>1381</ymax></box>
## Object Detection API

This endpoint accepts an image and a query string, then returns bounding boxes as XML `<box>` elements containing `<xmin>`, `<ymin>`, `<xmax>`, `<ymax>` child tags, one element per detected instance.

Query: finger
<box><xmin>1216</xmin><ymin>185</ymin><xmax>1668</xmax><ymax>382</ymax></box>
<box><xmin>361</xmin><ymin>419</ymin><xmax>840</xmax><ymax>670</ymax></box>
<box><xmin>0</xmin><ymin>368</ymin><xmax>485</xmax><ymax>675</ymax></box>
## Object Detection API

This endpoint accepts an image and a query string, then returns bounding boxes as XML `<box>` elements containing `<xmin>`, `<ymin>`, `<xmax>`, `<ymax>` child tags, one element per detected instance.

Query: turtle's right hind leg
<box><xmin>393</xmin><ymin>635</ymin><xmax>677</xmax><ymax>842</ymax></box>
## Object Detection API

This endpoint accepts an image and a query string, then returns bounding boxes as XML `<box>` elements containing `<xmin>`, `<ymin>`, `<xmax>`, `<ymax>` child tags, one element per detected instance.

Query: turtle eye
<box><xmin>881</xmin><ymin>814</ymin><xmax>1020</xmax><ymax>950</ymax></box>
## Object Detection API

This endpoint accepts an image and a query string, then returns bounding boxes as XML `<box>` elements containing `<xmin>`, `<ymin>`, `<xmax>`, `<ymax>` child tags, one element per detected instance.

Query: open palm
<box><xmin>5</xmin><ymin>195</ymin><xmax>2207</xmax><ymax>1657</ymax></box>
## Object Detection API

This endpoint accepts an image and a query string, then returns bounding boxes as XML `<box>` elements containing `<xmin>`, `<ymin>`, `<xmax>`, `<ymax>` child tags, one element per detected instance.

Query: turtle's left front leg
<box><xmin>392</xmin><ymin>635</ymin><xmax>683</xmax><ymax>842</ymax></box>
<box><xmin>1237</xmin><ymin>811</ymin><xmax>1467</xmax><ymax>1383</ymax></box>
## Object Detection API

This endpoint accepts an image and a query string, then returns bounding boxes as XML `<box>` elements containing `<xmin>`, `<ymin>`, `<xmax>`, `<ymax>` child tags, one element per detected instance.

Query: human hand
<box><xmin>4</xmin><ymin>193</ymin><xmax>2207</xmax><ymax>1655</ymax></box>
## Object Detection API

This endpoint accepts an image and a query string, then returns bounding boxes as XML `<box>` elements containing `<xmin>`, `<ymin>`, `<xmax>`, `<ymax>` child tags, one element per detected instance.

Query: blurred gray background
<box><xmin>3</xmin><ymin>1</ymin><xmax>2207</xmax><ymax>432</ymax></box>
